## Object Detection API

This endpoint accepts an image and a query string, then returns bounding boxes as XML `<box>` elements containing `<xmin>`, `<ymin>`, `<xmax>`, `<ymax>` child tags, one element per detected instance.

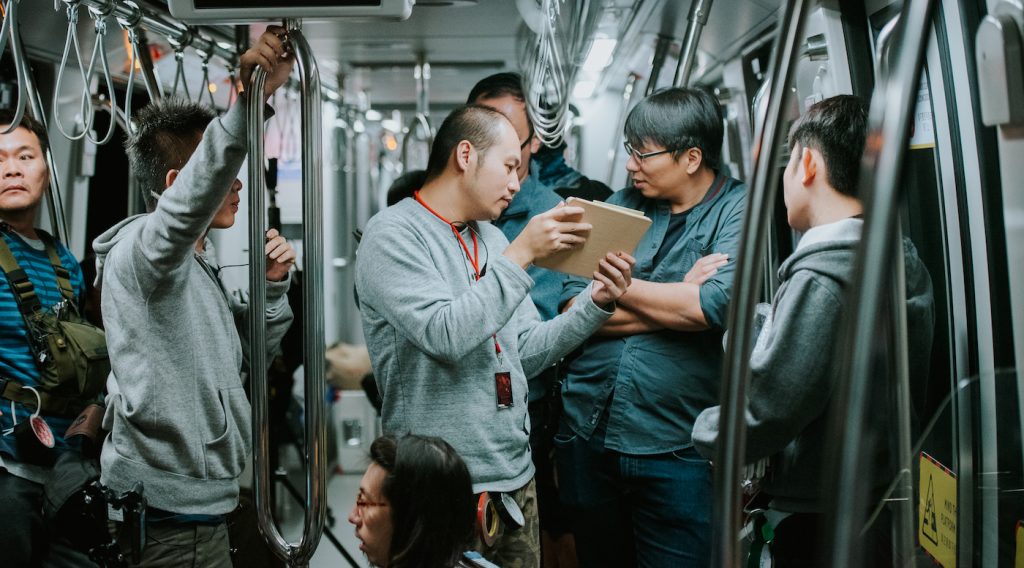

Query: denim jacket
<box><xmin>559</xmin><ymin>174</ymin><xmax>746</xmax><ymax>454</ymax></box>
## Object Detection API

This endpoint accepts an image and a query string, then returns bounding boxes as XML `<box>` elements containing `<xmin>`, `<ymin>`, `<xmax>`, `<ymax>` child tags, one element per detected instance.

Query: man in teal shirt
<box><xmin>558</xmin><ymin>87</ymin><xmax>745</xmax><ymax>567</ymax></box>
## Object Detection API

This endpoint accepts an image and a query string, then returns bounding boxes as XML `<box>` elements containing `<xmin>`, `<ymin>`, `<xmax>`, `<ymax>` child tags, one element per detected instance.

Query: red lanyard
<box><xmin>414</xmin><ymin>190</ymin><xmax>503</xmax><ymax>359</ymax></box>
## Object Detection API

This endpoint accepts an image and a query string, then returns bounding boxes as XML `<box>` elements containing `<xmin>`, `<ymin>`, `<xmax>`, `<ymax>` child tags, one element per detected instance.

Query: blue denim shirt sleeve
<box><xmin>696</xmin><ymin>191</ymin><xmax>746</xmax><ymax>330</ymax></box>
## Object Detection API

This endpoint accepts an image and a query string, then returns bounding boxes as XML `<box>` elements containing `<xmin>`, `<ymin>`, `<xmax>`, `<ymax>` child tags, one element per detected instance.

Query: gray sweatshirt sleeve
<box><xmin>355</xmin><ymin>218</ymin><xmax>536</xmax><ymax>365</ymax></box>
<box><xmin>129</xmin><ymin>100</ymin><xmax>249</xmax><ymax>285</ymax></box>
<box><xmin>515</xmin><ymin>282</ymin><xmax>612</xmax><ymax>379</ymax></box>
<box><xmin>233</xmin><ymin>275</ymin><xmax>294</xmax><ymax>373</ymax></box>
<box><xmin>693</xmin><ymin>273</ymin><xmax>842</xmax><ymax>462</ymax></box>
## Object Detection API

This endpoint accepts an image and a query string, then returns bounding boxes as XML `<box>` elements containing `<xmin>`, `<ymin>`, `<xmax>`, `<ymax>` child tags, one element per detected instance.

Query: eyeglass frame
<box><xmin>354</xmin><ymin>494</ymin><xmax>389</xmax><ymax>514</ymax></box>
<box><xmin>622</xmin><ymin>141</ymin><xmax>679</xmax><ymax>163</ymax></box>
<box><xmin>519</xmin><ymin>121</ymin><xmax>536</xmax><ymax>151</ymax></box>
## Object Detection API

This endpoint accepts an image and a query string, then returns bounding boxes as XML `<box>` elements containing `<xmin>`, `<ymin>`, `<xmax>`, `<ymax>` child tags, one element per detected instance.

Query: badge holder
<box><xmin>495</xmin><ymin>348</ymin><xmax>514</xmax><ymax>409</ymax></box>
<box><xmin>7</xmin><ymin>387</ymin><xmax>57</xmax><ymax>466</ymax></box>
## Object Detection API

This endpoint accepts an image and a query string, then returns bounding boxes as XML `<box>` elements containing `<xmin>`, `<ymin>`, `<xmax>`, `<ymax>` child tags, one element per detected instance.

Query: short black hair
<box><xmin>125</xmin><ymin>97</ymin><xmax>216</xmax><ymax>210</ymax></box>
<box><xmin>0</xmin><ymin>109</ymin><xmax>50</xmax><ymax>155</ymax></box>
<box><xmin>624</xmin><ymin>87</ymin><xmax>724</xmax><ymax>171</ymax></box>
<box><xmin>370</xmin><ymin>434</ymin><xmax>475</xmax><ymax>568</ymax></box>
<box><xmin>424</xmin><ymin>104</ymin><xmax>508</xmax><ymax>183</ymax></box>
<box><xmin>788</xmin><ymin>95</ymin><xmax>868</xmax><ymax>198</ymax></box>
<box><xmin>466</xmin><ymin>72</ymin><xmax>525</xmax><ymax>104</ymax></box>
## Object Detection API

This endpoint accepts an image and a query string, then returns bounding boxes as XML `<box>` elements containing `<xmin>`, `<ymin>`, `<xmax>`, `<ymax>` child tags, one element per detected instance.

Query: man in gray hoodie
<box><xmin>92</xmin><ymin>28</ymin><xmax>296</xmax><ymax>566</ymax></box>
<box><xmin>692</xmin><ymin>95</ymin><xmax>934</xmax><ymax>566</ymax></box>
<box><xmin>355</xmin><ymin>103</ymin><xmax>634</xmax><ymax>567</ymax></box>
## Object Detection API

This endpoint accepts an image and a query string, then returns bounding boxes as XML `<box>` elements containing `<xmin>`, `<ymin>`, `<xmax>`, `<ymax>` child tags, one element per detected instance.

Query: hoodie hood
<box><xmin>92</xmin><ymin>214</ymin><xmax>148</xmax><ymax>285</ymax></box>
<box><xmin>777</xmin><ymin>217</ymin><xmax>862</xmax><ymax>286</ymax></box>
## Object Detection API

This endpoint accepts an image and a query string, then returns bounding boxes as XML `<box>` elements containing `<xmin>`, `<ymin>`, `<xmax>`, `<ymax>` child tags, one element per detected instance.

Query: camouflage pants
<box><xmin>476</xmin><ymin>478</ymin><xmax>541</xmax><ymax>568</ymax></box>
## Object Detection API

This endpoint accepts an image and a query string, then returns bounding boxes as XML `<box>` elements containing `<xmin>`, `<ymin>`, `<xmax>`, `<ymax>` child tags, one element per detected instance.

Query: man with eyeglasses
<box><xmin>468</xmin><ymin>72</ymin><xmax>612</xmax><ymax>566</ymax></box>
<box><xmin>556</xmin><ymin>87</ymin><xmax>746</xmax><ymax>567</ymax></box>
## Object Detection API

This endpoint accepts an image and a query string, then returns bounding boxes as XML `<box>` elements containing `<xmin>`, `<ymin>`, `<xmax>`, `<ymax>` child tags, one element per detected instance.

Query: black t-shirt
<box><xmin>652</xmin><ymin>210</ymin><xmax>691</xmax><ymax>267</ymax></box>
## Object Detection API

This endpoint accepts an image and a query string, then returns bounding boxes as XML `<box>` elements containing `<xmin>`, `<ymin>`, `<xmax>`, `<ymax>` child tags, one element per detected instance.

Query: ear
<box><xmin>454</xmin><ymin>140</ymin><xmax>474</xmax><ymax>173</ymax></box>
<box><xmin>800</xmin><ymin>147</ymin><xmax>816</xmax><ymax>186</ymax></box>
<box><xmin>164</xmin><ymin>169</ymin><xmax>179</xmax><ymax>189</ymax></box>
<box><xmin>684</xmin><ymin>147</ymin><xmax>703</xmax><ymax>175</ymax></box>
<box><xmin>529</xmin><ymin>134</ymin><xmax>541</xmax><ymax>155</ymax></box>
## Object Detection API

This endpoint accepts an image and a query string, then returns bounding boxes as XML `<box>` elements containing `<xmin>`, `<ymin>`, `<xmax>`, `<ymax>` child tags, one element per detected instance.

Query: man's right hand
<box><xmin>503</xmin><ymin>203</ymin><xmax>592</xmax><ymax>268</ymax></box>
<box><xmin>239</xmin><ymin>26</ymin><xmax>295</xmax><ymax>101</ymax></box>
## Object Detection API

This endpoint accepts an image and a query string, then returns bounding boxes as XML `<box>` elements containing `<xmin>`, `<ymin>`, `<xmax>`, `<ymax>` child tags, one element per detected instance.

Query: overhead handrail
<box><xmin>83</xmin><ymin>1</ymin><xmax>120</xmax><ymax>146</ymax></box>
<box><xmin>114</xmin><ymin>0</ymin><xmax>160</xmax><ymax>101</ymax></box>
<box><xmin>874</xmin><ymin>15</ymin><xmax>900</xmax><ymax>81</ymax></box>
<box><xmin>169</xmin><ymin>44</ymin><xmax>191</xmax><ymax>99</ymax></box>
<box><xmin>399</xmin><ymin>112</ymin><xmax>432</xmax><ymax>172</ymax></box>
<box><xmin>824</xmin><ymin>0</ymin><xmax>936</xmax><ymax>566</ymax></box>
<box><xmin>115</xmin><ymin>15</ymin><xmax>140</xmax><ymax>133</ymax></box>
<box><xmin>711</xmin><ymin>1</ymin><xmax>811</xmax><ymax>567</ymax></box>
<box><xmin>248</xmin><ymin>19</ymin><xmax>327</xmax><ymax>568</ymax></box>
<box><xmin>673</xmin><ymin>0</ymin><xmax>714</xmax><ymax>87</ymax></box>
<box><xmin>1</xmin><ymin>0</ymin><xmax>28</xmax><ymax>136</ymax></box>
<box><xmin>7</xmin><ymin>4</ymin><xmax>68</xmax><ymax>243</ymax></box>
<box><xmin>194</xmin><ymin>47</ymin><xmax>215</xmax><ymax>107</ymax></box>
<box><xmin>51</xmin><ymin>0</ymin><xmax>100</xmax><ymax>141</ymax></box>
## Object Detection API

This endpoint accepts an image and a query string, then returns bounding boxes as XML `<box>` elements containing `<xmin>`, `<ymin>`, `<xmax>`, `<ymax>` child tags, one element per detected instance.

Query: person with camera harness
<box><xmin>1</xmin><ymin>109</ymin><xmax>105</xmax><ymax>566</ymax></box>
<box><xmin>92</xmin><ymin>28</ymin><xmax>296</xmax><ymax>567</ymax></box>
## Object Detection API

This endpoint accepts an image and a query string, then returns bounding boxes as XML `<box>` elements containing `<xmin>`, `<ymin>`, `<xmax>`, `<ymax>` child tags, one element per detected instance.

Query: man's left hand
<box><xmin>265</xmin><ymin>228</ymin><xmax>295</xmax><ymax>281</ymax></box>
<box><xmin>590</xmin><ymin>252</ymin><xmax>635</xmax><ymax>307</ymax></box>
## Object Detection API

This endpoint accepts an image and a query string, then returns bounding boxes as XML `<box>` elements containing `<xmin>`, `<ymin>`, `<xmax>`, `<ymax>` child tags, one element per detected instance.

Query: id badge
<box><xmin>495</xmin><ymin>372</ymin><xmax>513</xmax><ymax>409</ymax></box>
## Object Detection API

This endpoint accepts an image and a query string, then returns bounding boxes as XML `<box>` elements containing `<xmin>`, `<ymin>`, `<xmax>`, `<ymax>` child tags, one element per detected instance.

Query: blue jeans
<box><xmin>554</xmin><ymin>422</ymin><xmax>712</xmax><ymax>568</ymax></box>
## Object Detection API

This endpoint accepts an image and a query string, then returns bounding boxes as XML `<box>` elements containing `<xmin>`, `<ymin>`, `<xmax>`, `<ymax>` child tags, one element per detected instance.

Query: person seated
<box><xmin>692</xmin><ymin>95</ymin><xmax>934</xmax><ymax>566</ymax></box>
<box><xmin>349</xmin><ymin>434</ymin><xmax>496</xmax><ymax>568</ymax></box>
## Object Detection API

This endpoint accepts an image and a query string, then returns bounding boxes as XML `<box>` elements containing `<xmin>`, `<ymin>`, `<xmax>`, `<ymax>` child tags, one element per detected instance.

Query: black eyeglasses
<box><xmin>623</xmin><ymin>142</ymin><xmax>674</xmax><ymax>163</ymax></box>
<box><xmin>520</xmin><ymin>122</ymin><xmax>536</xmax><ymax>150</ymax></box>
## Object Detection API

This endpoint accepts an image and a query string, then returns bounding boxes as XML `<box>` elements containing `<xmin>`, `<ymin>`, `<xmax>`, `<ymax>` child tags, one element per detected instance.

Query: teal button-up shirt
<box><xmin>559</xmin><ymin>174</ymin><xmax>746</xmax><ymax>454</ymax></box>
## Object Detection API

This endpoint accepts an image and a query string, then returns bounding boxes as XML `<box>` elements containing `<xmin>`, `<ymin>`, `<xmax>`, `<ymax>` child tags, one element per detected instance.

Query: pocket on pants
<box><xmin>552</xmin><ymin>422</ymin><xmax>578</xmax><ymax>446</ymax></box>
<box><xmin>670</xmin><ymin>446</ymin><xmax>708</xmax><ymax>464</ymax></box>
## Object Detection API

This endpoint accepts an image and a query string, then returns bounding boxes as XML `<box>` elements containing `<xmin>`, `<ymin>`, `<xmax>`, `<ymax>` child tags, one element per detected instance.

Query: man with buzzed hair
<box><xmin>355</xmin><ymin>103</ymin><xmax>634</xmax><ymax>567</ymax></box>
<box><xmin>93</xmin><ymin>27</ymin><xmax>297</xmax><ymax>565</ymax></box>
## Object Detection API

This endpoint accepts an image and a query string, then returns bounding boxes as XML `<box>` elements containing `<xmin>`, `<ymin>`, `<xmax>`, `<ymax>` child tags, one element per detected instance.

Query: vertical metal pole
<box><xmin>606</xmin><ymin>73</ymin><xmax>638</xmax><ymax>185</ymax></box>
<box><xmin>644</xmin><ymin>34</ymin><xmax>674</xmax><ymax>96</ymax></box>
<box><xmin>248</xmin><ymin>19</ymin><xmax>326</xmax><ymax>568</ymax></box>
<box><xmin>889</xmin><ymin>226</ymin><xmax>916</xmax><ymax>565</ymax></box>
<box><xmin>673</xmin><ymin>0</ymin><xmax>714</xmax><ymax>87</ymax></box>
<box><xmin>132</xmin><ymin>28</ymin><xmax>163</xmax><ymax>100</ymax></box>
<box><xmin>712</xmin><ymin>1</ymin><xmax>810</xmax><ymax>566</ymax></box>
<box><xmin>825</xmin><ymin>1</ymin><xmax>935</xmax><ymax>566</ymax></box>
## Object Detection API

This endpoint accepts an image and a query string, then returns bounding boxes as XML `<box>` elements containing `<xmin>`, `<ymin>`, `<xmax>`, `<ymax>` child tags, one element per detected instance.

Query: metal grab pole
<box><xmin>711</xmin><ymin>1</ymin><xmax>810</xmax><ymax>567</ymax></box>
<box><xmin>248</xmin><ymin>19</ymin><xmax>327</xmax><ymax>568</ymax></box>
<box><xmin>825</xmin><ymin>1</ymin><xmax>935</xmax><ymax>566</ymax></box>
<box><xmin>644</xmin><ymin>34</ymin><xmax>674</xmax><ymax>96</ymax></box>
<box><xmin>672</xmin><ymin>0</ymin><xmax>714</xmax><ymax>87</ymax></box>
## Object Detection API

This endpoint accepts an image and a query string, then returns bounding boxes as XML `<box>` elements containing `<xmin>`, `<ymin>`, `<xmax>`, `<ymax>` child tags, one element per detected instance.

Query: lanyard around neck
<box><xmin>414</xmin><ymin>190</ymin><xmax>481</xmax><ymax>280</ymax></box>
<box><xmin>413</xmin><ymin>190</ymin><xmax>502</xmax><ymax>359</ymax></box>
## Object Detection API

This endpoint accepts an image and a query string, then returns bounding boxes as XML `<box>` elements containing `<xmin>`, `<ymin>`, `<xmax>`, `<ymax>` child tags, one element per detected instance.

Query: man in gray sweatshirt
<box><xmin>692</xmin><ymin>95</ymin><xmax>934</xmax><ymax>566</ymax></box>
<box><xmin>355</xmin><ymin>104</ymin><xmax>635</xmax><ymax>567</ymax></box>
<box><xmin>92</xmin><ymin>28</ymin><xmax>297</xmax><ymax>566</ymax></box>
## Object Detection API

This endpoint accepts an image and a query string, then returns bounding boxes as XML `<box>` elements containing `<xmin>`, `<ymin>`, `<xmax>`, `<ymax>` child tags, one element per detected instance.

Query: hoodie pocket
<box><xmin>203</xmin><ymin>387</ymin><xmax>250</xmax><ymax>480</ymax></box>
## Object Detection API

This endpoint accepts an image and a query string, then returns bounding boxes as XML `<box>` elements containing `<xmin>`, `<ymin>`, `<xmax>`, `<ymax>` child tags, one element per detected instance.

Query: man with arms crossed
<box><xmin>93</xmin><ymin>28</ymin><xmax>296</xmax><ymax>566</ymax></box>
<box><xmin>355</xmin><ymin>104</ymin><xmax>634</xmax><ymax>567</ymax></box>
<box><xmin>557</xmin><ymin>87</ymin><xmax>745</xmax><ymax>567</ymax></box>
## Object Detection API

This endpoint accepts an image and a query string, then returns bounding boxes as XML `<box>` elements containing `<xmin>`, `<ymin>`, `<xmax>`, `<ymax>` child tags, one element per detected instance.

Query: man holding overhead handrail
<box><xmin>558</xmin><ymin>87</ymin><xmax>746</xmax><ymax>567</ymax></box>
<box><xmin>93</xmin><ymin>27</ymin><xmax>296</xmax><ymax>566</ymax></box>
<box><xmin>355</xmin><ymin>103</ymin><xmax>634</xmax><ymax>568</ymax></box>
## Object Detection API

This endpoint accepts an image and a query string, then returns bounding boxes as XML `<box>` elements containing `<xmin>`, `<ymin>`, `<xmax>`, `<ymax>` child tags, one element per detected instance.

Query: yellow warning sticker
<box><xmin>919</xmin><ymin>452</ymin><xmax>957</xmax><ymax>568</ymax></box>
<box><xmin>1015</xmin><ymin>521</ymin><xmax>1023</xmax><ymax>568</ymax></box>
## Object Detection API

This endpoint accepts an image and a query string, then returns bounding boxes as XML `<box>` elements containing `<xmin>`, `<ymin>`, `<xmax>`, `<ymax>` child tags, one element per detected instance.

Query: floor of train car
<box><xmin>277</xmin><ymin>443</ymin><xmax>370</xmax><ymax>567</ymax></box>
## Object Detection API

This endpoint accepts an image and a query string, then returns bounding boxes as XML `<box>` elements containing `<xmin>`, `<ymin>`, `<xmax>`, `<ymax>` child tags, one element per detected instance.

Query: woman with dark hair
<box><xmin>348</xmin><ymin>434</ymin><xmax>481</xmax><ymax>568</ymax></box>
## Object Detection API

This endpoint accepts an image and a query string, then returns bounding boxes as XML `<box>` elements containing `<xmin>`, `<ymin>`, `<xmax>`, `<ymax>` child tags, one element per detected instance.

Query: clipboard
<box><xmin>535</xmin><ymin>197</ymin><xmax>652</xmax><ymax>278</ymax></box>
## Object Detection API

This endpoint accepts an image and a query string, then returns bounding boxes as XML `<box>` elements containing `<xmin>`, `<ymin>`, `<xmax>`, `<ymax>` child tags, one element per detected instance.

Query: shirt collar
<box><xmin>795</xmin><ymin>217</ymin><xmax>863</xmax><ymax>251</ymax></box>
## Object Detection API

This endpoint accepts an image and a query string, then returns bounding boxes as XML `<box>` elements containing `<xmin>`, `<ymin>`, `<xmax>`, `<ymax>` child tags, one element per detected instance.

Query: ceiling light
<box><xmin>582</xmin><ymin>37</ymin><xmax>617</xmax><ymax>75</ymax></box>
<box><xmin>573</xmin><ymin>80</ymin><xmax>597</xmax><ymax>99</ymax></box>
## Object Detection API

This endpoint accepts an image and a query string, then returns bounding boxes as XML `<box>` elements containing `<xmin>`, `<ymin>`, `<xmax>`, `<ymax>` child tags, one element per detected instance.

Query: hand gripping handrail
<box><xmin>824</xmin><ymin>0</ymin><xmax>935</xmax><ymax>566</ymax></box>
<box><xmin>247</xmin><ymin>20</ymin><xmax>327</xmax><ymax>568</ymax></box>
<box><xmin>1</xmin><ymin>0</ymin><xmax>28</xmax><ymax>136</ymax></box>
<box><xmin>711</xmin><ymin>1</ymin><xmax>810</xmax><ymax>566</ymax></box>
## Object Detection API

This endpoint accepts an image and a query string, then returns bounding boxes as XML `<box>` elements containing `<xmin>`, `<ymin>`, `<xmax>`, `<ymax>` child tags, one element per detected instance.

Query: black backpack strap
<box><xmin>0</xmin><ymin>233</ymin><xmax>43</xmax><ymax>315</ymax></box>
<box><xmin>36</xmin><ymin>230</ymin><xmax>76</xmax><ymax>303</ymax></box>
